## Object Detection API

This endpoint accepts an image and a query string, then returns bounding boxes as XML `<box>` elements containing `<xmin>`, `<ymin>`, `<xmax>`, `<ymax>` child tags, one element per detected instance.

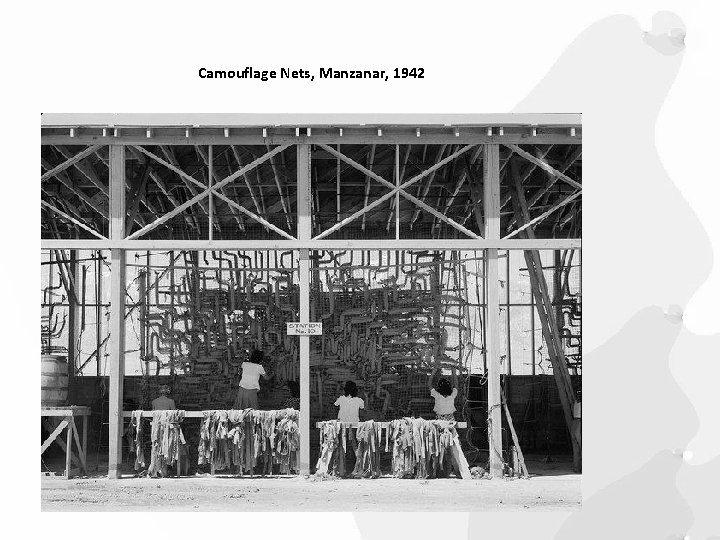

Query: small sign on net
<box><xmin>286</xmin><ymin>322</ymin><xmax>323</xmax><ymax>336</ymax></box>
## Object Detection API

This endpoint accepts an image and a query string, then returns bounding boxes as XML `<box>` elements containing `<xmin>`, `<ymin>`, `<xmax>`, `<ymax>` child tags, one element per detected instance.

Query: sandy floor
<box><xmin>41</xmin><ymin>470</ymin><xmax>581</xmax><ymax>511</ymax></box>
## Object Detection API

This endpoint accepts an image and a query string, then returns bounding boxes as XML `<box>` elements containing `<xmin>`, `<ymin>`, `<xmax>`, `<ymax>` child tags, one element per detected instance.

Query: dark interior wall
<box><xmin>465</xmin><ymin>374</ymin><xmax>580</xmax><ymax>456</ymax></box>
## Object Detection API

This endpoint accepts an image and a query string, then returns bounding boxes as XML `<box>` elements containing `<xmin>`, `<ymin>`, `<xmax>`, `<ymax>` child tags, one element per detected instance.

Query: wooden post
<box><xmin>67</xmin><ymin>250</ymin><xmax>81</xmax><ymax>381</ymax></box>
<box><xmin>483</xmin><ymin>144</ymin><xmax>503</xmax><ymax>478</ymax></box>
<box><xmin>108</xmin><ymin>145</ymin><xmax>126</xmax><ymax>479</ymax></box>
<box><xmin>65</xmin><ymin>418</ymin><xmax>73</xmax><ymax>478</ymax></box>
<box><xmin>169</xmin><ymin>250</ymin><xmax>175</xmax><ymax>376</ymax></box>
<box><xmin>395</xmin><ymin>144</ymin><xmax>400</xmax><ymax>239</ymax></box>
<box><xmin>505</xmin><ymin>249</ymin><xmax>512</xmax><ymax>375</ymax></box>
<box><xmin>95</xmin><ymin>251</ymin><xmax>102</xmax><ymax>376</ymax></box>
<box><xmin>208</xmin><ymin>145</ymin><xmax>214</xmax><ymax>241</ymax></box>
<box><xmin>82</xmin><ymin>414</ymin><xmax>88</xmax><ymax>474</ymax></box>
<box><xmin>297</xmin><ymin>144</ymin><xmax>311</xmax><ymax>474</ymax></box>
<box><xmin>139</xmin><ymin>263</ymin><xmax>147</xmax><ymax>375</ymax></box>
<box><xmin>502</xmin><ymin>389</ymin><xmax>528</xmax><ymax>477</ymax></box>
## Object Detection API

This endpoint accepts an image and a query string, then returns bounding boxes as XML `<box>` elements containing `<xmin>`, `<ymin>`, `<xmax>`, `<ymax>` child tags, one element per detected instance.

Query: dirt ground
<box><xmin>41</xmin><ymin>459</ymin><xmax>581</xmax><ymax>511</ymax></box>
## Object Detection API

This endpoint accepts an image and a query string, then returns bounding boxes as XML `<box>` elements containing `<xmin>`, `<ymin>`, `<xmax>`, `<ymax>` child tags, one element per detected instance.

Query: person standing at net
<box><xmin>333</xmin><ymin>380</ymin><xmax>364</xmax><ymax>476</ymax></box>
<box><xmin>334</xmin><ymin>380</ymin><xmax>364</xmax><ymax>422</ymax></box>
<box><xmin>428</xmin><ymin>367</ymin><xmax>458</xmax><ymax>421</ymax></box>
<box><xmin>234</xmin><ymin>349</ymin><xmax>269</xmax><ymax>409</ymax></box>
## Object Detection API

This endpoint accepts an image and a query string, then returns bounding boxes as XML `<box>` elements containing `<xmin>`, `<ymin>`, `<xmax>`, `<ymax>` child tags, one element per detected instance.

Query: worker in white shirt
<box><xmin>234</xmin><ymin>349</ymin><xmax>270</xmax><ymax>409</ymax></box>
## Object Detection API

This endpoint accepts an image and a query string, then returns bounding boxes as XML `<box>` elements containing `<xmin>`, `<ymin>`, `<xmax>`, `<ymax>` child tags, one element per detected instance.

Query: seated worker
<box><xmin>282</xmin><ymin>380</ymin><xmax>300</xmax><ymax>410</ymax></box>
<box><xmin>152</xmin><ymin>385</ymin><xmax>176</xmax><ymax>410</ymax></box>
<box><xmin>151</xmin><ymin>384</ymin><xmax>188</xmax><ymax>475</ymax></box>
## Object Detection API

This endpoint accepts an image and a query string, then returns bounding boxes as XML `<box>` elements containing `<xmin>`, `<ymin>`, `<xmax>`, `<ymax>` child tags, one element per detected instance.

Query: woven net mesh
<box><xmin>309</xmin><ymin>250</ymin><xmax>487</xmax><ymax>427</ymax></box>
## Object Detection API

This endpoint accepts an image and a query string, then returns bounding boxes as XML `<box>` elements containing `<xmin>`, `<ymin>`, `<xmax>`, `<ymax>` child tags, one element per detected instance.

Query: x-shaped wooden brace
<box><xmin>128</xmin><ymin>144</ymin><xmax>295</xmax><ymax>240</ymax></box>
<box><xmin>41</xmin><ymin>145</ymin><xmax>109</xmax><ymax>239</ymax></box>
<box><xmin>503</xmin><ymin>144</ymin><xmax>582</xmax><ymax>239</ymax></box>
<box><xmin>314</xmin><ymin>144</ymin><xmax>481</xmax><ymax>240</ymax></box>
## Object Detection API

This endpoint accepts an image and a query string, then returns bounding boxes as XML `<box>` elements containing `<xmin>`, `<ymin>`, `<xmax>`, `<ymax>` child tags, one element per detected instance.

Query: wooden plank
<box><xmin>42</xmin><ymin>419</ymin><xmax>81</xmax><ymax>469</ymax></box>
<box><xmin>41</xmin><ymin>419</ymin><xmax>69</xmax><ymax>454</ymax></box>
<box><xmin>361</xmin><ymin>145</ymin><xmax>376</xmax><ymax>231</ymax></box>
<box><xmin>125</xmin><ymin>160</ymin><xmax>153</xmax><ymax>234</ymax></box>
<box><xmin>41</xmin><ymin>200</ymin><xmax>106</xmax><ymax>239</ymax></box>
<box><xmin>505</xmin><ymin>144</ymin><xmax>582</xmax><ymax>190</ymax></box>
<box><xmin>67</xmin><ymin>251</ymin><xmax>80</xmax><ymax>381</ymax></box>
<box><xmin>133</xmin><ymin>145</ymin><xmax>206</xmax><ymax>191</ymax></box>
<box><xmin>506</xmin><ymin>145</ymin><xmax>582</xmax><ymax>229</ymax></box>
<box><xmin>410</xmin><ymin>145</ymin><xmax>447</xmax><ymax>228</ymax></box>
<box><xmin>65</xmin><ymin>417</ymin><xmax>73</xmax><ymax>479</ymax></box>
<box><xmin>53</xmin><ymin>145</ymin><xmax>109</xmax><ymax>196</ymax></box>
<box><xmin>126</xmin><ymin>144</ymin><xmax>290</xmax><ymax>240</ymax></box>
<box><xmin>504</xmin><ymin>191</ymin><xmax>581</xmax><ymax>239</ymax></box>
<box><xmin>315</xmin><ymin>143</ymin><xmax>481</xmax><ymax>239</ymax></box>
<box><xmin>501</xmin><ymin>390</ymin><xmax>528</xmax><ymax>477</ymax></box>
<box><xmin>41</xmin><ymin>407</ymin><xmax>92</xmax><ymax>416</ymax></box>
<box><xmin>394</xmin><ymin>145</ymin><xmax>400</xmax><ymax>239</ymax></box>
<box><xmin>41</xmin><ymin>238</ymin><xmax>582</xmax><ymax>250</ymax></box>
<box><xmin>70</xmin><ymin>417</ymin><xmax>87</xmax><ymax>475</ymax></box>
<box><xmin>41</xmin><ymin>145</ymin><xmax>103</xmax><ymax>182</ymax></box>
<box><xmin>208</xmin><ymin>145</ymin><xmax>214</xmax><ymax>240</ymax></box>
<box><xmin>230</xmin><ymin>145</ymin><xmax>263</xmax><ymax>214</ymax></box>
<box><xmin>42</xmin><ymin>133</ymin><xmax>582</xmax><ymax>146</ymax></box>
<box><xmin>265</xmin><ymin>145</ymin><xmax>293</xmax><ymax>231</ymax></box>
<box><xmin>40</xmin><ymin>112</ymin><xmax>582</xmax><ymax>127</ymax></box>
<box><xmin>211</xmin><ymin>190</ymin><xmax>296</xmax><ymax>240</ymax></box>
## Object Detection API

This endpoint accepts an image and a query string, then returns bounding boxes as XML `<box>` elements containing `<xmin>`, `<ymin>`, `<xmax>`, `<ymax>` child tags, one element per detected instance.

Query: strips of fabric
<box><xmin>148</xmin><ymin>410</ymin><xmax>186</xmax><ymax>477</ymax></box>
<box><xmin>129</xmin><ymin>410</ymin><xmax>146</xmax><ymax>471</ymax></box>
<box><xmin>197</xmin><ymin>408</ymin><xmax>299</xmax><ymax>475</ymax></box>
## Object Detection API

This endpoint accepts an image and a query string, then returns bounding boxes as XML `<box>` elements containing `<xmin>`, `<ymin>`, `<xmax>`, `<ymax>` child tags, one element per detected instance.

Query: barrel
<box><xmin>41</xmin><ymin>354</ymin><xmax>68</xmax><ymax>407</ymax></box>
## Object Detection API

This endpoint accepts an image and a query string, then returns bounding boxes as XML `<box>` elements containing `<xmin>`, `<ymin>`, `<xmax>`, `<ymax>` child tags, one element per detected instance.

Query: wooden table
<box><xmin>41</xmin><ymin>406</ymin><xmax>91</xmax><ymax>479</ymax></box>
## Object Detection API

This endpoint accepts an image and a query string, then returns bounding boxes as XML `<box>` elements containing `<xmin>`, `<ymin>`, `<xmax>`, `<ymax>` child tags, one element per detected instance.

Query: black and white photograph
<box><xmin>40</xmin><ymin>114</ymin><xmax>582</xmax><ymax>511</ymax></box>
<box><xmin>11</xmin><ymin>1</ymin><xmax>718</xmax><ymax>537</ymax></box>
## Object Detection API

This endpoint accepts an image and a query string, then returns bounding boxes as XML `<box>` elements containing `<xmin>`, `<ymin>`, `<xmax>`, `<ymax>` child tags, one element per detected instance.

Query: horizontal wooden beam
<box><xmin>41</xmin><ymin>113</ymin><xmax>583</xmax><ymax>127</ymax></box>
<box><xmin>41</xmin><ymin>238</ymin><xmax>580</xmax><ymax>250</ymax></box>
<box><xmin>42</xmin><ymin>131</ymin><xmax>581</xmax><ymax>146</ymax></box>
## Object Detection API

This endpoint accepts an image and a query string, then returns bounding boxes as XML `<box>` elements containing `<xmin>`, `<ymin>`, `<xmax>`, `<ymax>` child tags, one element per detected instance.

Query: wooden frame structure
<box><xmin>41</xmin><ymin>114</ymin><xmax>581</xmax><ymax>478</ymax></box>
<box><xmin>41</xmin><ymin>406</ymin><xmax>91</xmax><ymax>479</ymax></box>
